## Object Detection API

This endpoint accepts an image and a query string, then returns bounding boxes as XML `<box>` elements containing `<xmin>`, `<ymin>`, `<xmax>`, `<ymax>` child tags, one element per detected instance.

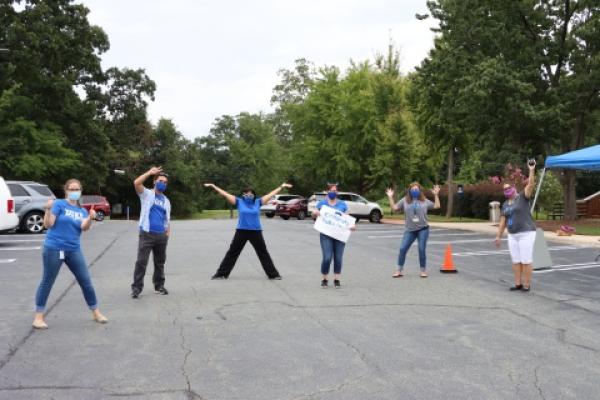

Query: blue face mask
<box><xmin>410</xmin><ymin>189</ymin><xmax>421</xmax><ymax>199</ymax></box>
<box><xmin>243</xmin><ymin>194</ymin><xmax>255</xmax><ymax>204</ymax></box>
<box><xmin>327</xmin><ymin>191</ymin><xmax>337</xmax><ymax>200</ymax></box>
<box><xmin>155</xmin><ymin>181</ymin><xmax>167</xmax><ymax>192</ymax></box>
<box><xmin>68</xmin><ymin>191</ymin><xmax>81</xmax><ymax>201</ymax></box>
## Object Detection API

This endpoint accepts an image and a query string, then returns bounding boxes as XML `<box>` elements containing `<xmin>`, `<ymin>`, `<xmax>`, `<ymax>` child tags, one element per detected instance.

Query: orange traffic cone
<box><xmin>440</xmin><ymin>244</ymin><xmax>458</xmax><ymax>273</ymax></box>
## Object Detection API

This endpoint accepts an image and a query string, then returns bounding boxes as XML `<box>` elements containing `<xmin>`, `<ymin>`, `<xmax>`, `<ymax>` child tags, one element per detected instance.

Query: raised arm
<box><xmin>432</xmin><ymin>185</ymin><xmax>441</xmax><ymax>209</ymax></box>
<box><xmin>204</xmin><ymin>183</ymin><xmax>236</xmax><ymax>205</ymax></box>
<box><xmin>386</xmin><ymin>188</ymin><xmax>400</xmax><ymax>212</ymax></box>
<box><xmin>134</xmin><ymin>166</ymin><xmax>163</xmax><ymax>194</ymax></box>
<box><xmin>261</xmin><ymin>183</ymin><xmax>293</xmax><ymax>205</ymax></box>
<box><xmin>524</xmin><ymin>161</ymin><xmax>536</xmax><ymax>199</ymax></box>
<box><xmin>81</xmin><ymin>206</ymin><xmax>96</xmax><ymax>231</ymax></box>
<box><xmin>43</xmin><ymin>198</ymin><xmax>56</xmax><ymax>229</ymax></box>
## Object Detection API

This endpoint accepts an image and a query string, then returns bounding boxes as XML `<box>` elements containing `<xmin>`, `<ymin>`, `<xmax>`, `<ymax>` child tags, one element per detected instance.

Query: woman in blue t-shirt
<box><xmin>204</xmin><ymin>182</ymin><xmax>292</xmax><ymax>280</ymax></box>
<box><xmin>311</xmin><ymin>183</ymin><xmax>356</xmax><ymax>288</ymax></box>
<box><xmin>32</xmin><ymin>179</ymin><xmax>108</xmax><ymax>329</ymax></box>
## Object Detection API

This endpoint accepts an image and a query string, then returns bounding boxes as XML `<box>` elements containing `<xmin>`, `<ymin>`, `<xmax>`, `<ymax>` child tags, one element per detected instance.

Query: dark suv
<box><xmin>7</xmin><ymin>181</ymin><xmax>56</xmax><ymax>233</ymax></box>
<box><xmin>80</xmin><ymin>195</ymin><xmax>111</xmax><ymax>221</ymax></box>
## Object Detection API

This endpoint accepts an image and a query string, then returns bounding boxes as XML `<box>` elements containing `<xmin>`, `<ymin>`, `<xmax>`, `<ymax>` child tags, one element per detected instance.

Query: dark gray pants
<box><xmin>132</xmin><ymin>231</ymin><xmax>168</xmax><ymax>292</ymax></box>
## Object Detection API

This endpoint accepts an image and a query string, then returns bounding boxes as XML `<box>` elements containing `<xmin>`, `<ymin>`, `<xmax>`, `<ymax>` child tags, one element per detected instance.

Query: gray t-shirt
<box><xmin>395</xmin><ymin>198</ymin><xmax>435</xmax><ymax>231</ymax></box>
<box><xmin>501</xmin><ymin>193</ymin><xmax>536</xmax><ymax>234</ymax></box>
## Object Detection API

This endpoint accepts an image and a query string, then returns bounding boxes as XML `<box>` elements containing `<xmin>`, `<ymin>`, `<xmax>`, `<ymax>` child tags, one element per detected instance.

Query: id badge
<box><xmin>59</xmin><ymin>251</ymin><xmax>65</xmax><ymax>260</ymax></box>
<box><xmin>412</xmin><ymin>216</ymin><xmax>420</xmax><ymax>223</ymax></box>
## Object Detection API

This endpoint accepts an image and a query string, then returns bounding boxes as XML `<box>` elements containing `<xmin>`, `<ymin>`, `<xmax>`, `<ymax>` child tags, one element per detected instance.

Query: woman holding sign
<box><xmin>495</xmin><ymin>160</ymin><xmax>537</xmax><ymax>292</ymax></box>
<box><xmin>204</xmin><ymin>182</ymin><xmax>292</xmax><ymax>280</ymax></box>
<box><xmin>32</xmin><ymin>179</ymin><xmax>108</xmax><ymax>329</ymax></box>
<box><xmin>386</xmin><ymin>183</ymin><xmax>441</xmax><ymax>278</ymax></box>
<box><xmin>312</xmin><ymin>183</ymin><xmax>355</xmax><ymax>288</ymax></box>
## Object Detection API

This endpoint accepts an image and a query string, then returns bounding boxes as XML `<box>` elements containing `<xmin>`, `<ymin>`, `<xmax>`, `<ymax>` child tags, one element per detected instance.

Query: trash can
<box><xmin>489</xmin><ymin>201</ymin><xmax>501</xmax><ymax>224</ymax></box>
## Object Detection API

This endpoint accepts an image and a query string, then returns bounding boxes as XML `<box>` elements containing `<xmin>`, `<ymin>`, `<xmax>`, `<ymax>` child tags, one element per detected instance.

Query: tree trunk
<box><xmin>446</xmin><ymin>146</ymin><xmax>454</xmax><ymax>218</ymax></box>
<box><xmin>563</xmin><ymin>169</ymin><xmax>577</xmax><ymax>220</ymax></box>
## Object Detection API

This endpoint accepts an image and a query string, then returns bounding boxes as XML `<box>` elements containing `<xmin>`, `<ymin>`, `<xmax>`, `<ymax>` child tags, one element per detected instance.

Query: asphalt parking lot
<box><xmin>1</xmin><ymin>218</ymin><xmax>599</xmax><ymax>400</ymax></box>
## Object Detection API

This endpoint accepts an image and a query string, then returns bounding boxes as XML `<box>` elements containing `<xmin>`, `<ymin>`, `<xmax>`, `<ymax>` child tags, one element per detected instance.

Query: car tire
<box><xmin>280</xmin><ymin>215</ymin><xmax>290</xmax><ymax>220</ymax></box>
<box><xmin>265</xmin><ymin>212</ymin><xmax>275</xmax><ymax>218</ymax></box>
<box><xmin>297</xmin><ymin>211</ymin><xmax>306</xmax><ymax>220</ymax></box>
<box><xmin>22</xmin><ymin>211</ymin><xmax>45</xmax><ymax>234</ymax></box>
<box><xmin>369</xmin><ymin>210</ymin><xmax>382</xmax><ymax>223</ymax></box>
<box><xmin>95</xmin><ymin>210</ymin><xmax>105</xmax><ymax>221</ymax></box>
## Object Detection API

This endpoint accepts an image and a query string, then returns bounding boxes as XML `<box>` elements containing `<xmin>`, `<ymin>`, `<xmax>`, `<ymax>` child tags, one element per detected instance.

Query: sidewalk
<box><xmin>381</xmin><ymin>218</ymin><xmax>600</xmax><ymax>248</ymax></box>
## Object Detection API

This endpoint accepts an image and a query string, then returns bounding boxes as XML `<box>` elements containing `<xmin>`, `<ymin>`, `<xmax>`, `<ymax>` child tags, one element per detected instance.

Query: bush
<box><xmin>437</xmin><ymin>182</ymin><xmax>504</xmax><ymax>219</ymax></box>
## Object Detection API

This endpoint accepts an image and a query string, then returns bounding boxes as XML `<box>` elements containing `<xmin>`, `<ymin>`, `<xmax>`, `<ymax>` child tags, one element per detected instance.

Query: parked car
<box><xmin>275</xmin><ymin>198</ymin><xmax>308</xmax><ymax>220</ymax></box>
<box><xmin>308</xmin><ymin>192</ymin><xmax>383</xmax><ymax>223</ymax></box>
<box><xmin>0</xmin><ymin>177</ymin><xmax>19</xmax><ymax>233</ymax></box>
<box><xmin>261</xmin><ymin>194</ymin><xmax>303</xmax><ymax>218</ymax></box>
<box><xmin>81</xmin><ymin>195</ymin><xmax>111</xmax><ymax>221</ymax></box>
<box><xmin>7</xmin><ymin>181</ymin><xmax>55</xmax><ymax>233</ymax></box>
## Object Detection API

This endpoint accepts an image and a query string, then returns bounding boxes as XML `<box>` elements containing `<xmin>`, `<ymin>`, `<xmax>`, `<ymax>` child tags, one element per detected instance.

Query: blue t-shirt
<box><xmin>236</xmin><ymin>197</ymin><xmax>262</xmax><ymax>230</ymax></box>
<box><xmin>316</xmin><ymin>199</ymin><xmax>348</xmax><ymax>213</ymax></box>
<box><xmin>44</xmin><ymin>200</ymin><xmax>89</xmax><ymax>251</ymax></box>
<box><xmin>149</xmin><ymin>194</ymin><xmax>168</xmax><ymax>233</ymax></box>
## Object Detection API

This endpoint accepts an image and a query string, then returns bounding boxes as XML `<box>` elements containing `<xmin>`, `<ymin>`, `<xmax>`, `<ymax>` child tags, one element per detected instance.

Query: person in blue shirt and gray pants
<box><xmin>131</xmin><ymin>166</ymin><xmax>171</xmax><ymax>298</ymax></box>
<box><xmin>204</xmin><ymin>182</ymin><xmax>292</xmax><ymax>280</ymax></box>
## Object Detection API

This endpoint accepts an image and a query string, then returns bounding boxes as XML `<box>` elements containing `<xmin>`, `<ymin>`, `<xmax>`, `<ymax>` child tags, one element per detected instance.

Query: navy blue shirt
<box><xmin>149</xmin><ymin>194</ymin><xmax>168</xmax><ymax>233</ymax></box>
<box><xmin>236</xmin><ymin>197</ymin><xmax>262</xmax><ymax>230</ymax></box>
<box><xmin>44</xmin><ymin>200</ymin><xmax>88</xmax><ymax>251</ymax></box>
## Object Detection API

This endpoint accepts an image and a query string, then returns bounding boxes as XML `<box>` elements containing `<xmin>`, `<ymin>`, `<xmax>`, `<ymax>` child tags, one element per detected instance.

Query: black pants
<box><xmin>132</xmin><ymin>231</ymin><xmax>169</xmax><ymax>291</ymax></box>
<box><xmin>215</xmin><ymin>229</ymin><xmax>280</xmax><ymax>278</ymax></box>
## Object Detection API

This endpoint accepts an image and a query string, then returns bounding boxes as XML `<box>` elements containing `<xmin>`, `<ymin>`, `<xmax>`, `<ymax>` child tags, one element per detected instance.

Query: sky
<box><xmin>80</xmin><ymin>0</ymin><xmax>438</xmax><ymax>139</ymax></box>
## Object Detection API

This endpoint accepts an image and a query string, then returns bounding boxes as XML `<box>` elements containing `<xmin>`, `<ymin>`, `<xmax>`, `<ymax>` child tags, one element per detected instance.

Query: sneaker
<box><xmin>155</xmin><ymin>287</ymin><xmax>169</xmax><ymax>295</ymax></box>
<box><xmin>509</xmin><ymin>285</ymin><xmax>523</xmax><ymax>291</ymax></box>
<box><xmin>334</xmin><ymin>279</ymin><xmax>341</xmax><ymax>288</ymax></box>
<box><xmin>521</xmin><ymin>286</ymin><xmax>531</xmax><ymax>292</ymax></box>
<box><xmin>131</xmin><ymin>289</ymin><xmax>141</xmax><ymax>299</ymax></box>
<box><xmin>269</xmin><ymin>275</ymin><xmax>282</xmax><ymax>280</ymax></box>
<box><xmin>321</xmin><ymin>279</ymin><xmax>328</xmax><ymax>288</ymax></box>
<box><xmin>211</xmin><ymin>275</ymin><xmax>228</xmax><ymax>280</ymax></box>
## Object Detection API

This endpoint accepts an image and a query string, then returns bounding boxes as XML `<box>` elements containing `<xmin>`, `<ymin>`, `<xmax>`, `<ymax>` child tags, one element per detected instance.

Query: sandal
<box><xmin>420</xmin><ymin>272</ymin><xmax>428</xmax><ymax>278</ymax></box>
<box><xmin>32</xmin><ymin>320</ymin><xmax>48</xmax><ymax>330</ymax></box>
<box><xmin>392</xmin><ymin>271</ymin><xmax>403</xmax><ymax>278</ymax></box>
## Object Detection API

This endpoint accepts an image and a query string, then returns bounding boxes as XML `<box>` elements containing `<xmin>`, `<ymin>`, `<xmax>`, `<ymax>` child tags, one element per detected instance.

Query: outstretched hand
<box><xmin>432</xmin><ymin>185</ymin><xmax>441</xmax><ymax>195</ymax></box>
<box><xmin>204</xmin><ymin>183</ymin><xmax>215</xmax><ymax>189</ymax></box>
<box><xmin>281</xmin><ymin>183</ymin><xmax>293</xmax><ymax>189</ymax></box>
<box><xmin>45</xmin><ymin>197</ymin><xmax>54</xmax><ymax>210</ymax></box>
<box><xmin>88</xmin><ymin>205</ymin><xmax>97</xmax><ymax>220</ymax></box>
<box><xmin>148</xmin><ymin>166</ymin><xmax>163</xmax><ymax>176</ymax></box>
<box><xmin>385</xmin><ymin>188</ymin><xmax>395</xmax><ymax>198</ymax></box>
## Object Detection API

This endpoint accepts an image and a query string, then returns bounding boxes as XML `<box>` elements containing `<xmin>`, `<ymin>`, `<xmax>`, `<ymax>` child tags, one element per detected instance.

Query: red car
<box><xmin>275</xmin><ymin>198</ymin><xmax>308</xmax><ymax>220</ymax></box>
<box><xmin>81</xmin><ymin>195</ymin><xmax>111</xmax><ymax>221</ymax></box>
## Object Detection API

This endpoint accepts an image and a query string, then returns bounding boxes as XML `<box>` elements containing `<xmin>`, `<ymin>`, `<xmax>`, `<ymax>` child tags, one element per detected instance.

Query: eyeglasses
<box><xmin>66</xmin><ymin>188</ymin><xmax>81</xmax><ymax>191</ymax></box>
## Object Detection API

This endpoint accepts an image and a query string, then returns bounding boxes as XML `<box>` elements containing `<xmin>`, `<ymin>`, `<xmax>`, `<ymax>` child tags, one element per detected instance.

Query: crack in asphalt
<box><xmin>534</xmin><ymin>365</ymin><xmax>546</xmax><ymax>400</ymax></box>
<box><xmin>289</xmin><ymin>372</ymin><xmax>370</xmax><ymax>400</ymax></box>
<box><xmin>0</xmin><ymin>230</ymin><xmax>126</xmax><ymax>372</ymax></box>
<box><xmin>173</xmin><ymin>316</ymin><xmax>203</xmax><ymax>400</ymax></box>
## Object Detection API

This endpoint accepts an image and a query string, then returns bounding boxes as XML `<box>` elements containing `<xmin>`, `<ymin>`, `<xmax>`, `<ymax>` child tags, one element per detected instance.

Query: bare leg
<box><xmin>521</xmin><ymin>263</ymin><xmax>533</xmax><ymax>288</ymax></box>
<box><xmin>32</xmin><ymin>312</ymin><xmax>47</xmax><ymax>329</ymax></box>
<box><xmin>512</xmin><ymin>263</ymin><xmax>522</xmax><ymax>286</ymax></box>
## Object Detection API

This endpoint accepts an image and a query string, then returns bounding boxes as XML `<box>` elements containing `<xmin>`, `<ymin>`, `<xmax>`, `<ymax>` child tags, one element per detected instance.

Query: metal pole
<box><xmin>530</xmin><ymin>167</ymin><xmax>546</xmax><ymax>214</ymax></box>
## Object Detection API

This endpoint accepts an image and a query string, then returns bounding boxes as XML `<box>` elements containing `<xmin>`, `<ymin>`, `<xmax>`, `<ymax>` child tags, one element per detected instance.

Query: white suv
<box><xmin>308</xmin><ymin>192</ymin><xmax>383</xmax><ymax>223</ymax></box>
<box><xmin>0</xmin><ymin>177</ymin><xmax>19</xmax><ymax>233</ymax></box>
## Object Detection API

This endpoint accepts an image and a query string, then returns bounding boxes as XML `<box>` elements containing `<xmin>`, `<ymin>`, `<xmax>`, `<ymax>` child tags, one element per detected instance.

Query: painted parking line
<box><xmin>0</xmin><ymin>246</ymin><xmax>41</xmax><ymax>251</ymax></box>
<box><xmin>428</xmin><ymin>238</ymin><xmax>507</xmax><ymax>245</ymax></box>
<box><xmin>535</xmin><ymin>262</ymin><xmax>600</xmax><ymax>273</ymax></box>
<box><xmin>0</xmin><ymin>239</ymin><xmax>45</xmax><ymax>242</ymax></box>
<box><xmin>452</xmin><ymin>245</ymin><xmax>580</xmax><ymax>257</ymax></box>
<box><xmin>0</xmin><ymin>258</ymin><xmax>16</xmax><ymax>264</ymax></box>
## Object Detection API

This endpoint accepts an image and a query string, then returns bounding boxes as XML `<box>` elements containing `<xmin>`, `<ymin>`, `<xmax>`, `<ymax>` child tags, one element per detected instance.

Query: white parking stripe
<box><xmin>0</xmin><ymin>234</ymin><xmax>45</xmax><ymax>237</ymax></box>
<box><xmin>0</xmin><ymin>246</ymin><xmax>41</xmax><ymax>251</ymax></box>
<box><xmin>0</xmin><ymin>239</ymin><xmax>45</xmax><ymax>242</ymax></box>
<box><xmin>0</xmin><ymin>259</ymin><xmax>16</xmax><ymax>264</ymax></box>
<box><xmin>535</xmin><ymin>264</ymin><xmax>600</xmax><ymax>273</ymax></box>
<box><xmin>452</xmin><ymin>245</ymin><xmax>580</xmax><ymax>257</ymax></box>
<box><xmin>428</xmin><ymin>238</ymin><xmax>507</xmax><ymax>244</ymax></box>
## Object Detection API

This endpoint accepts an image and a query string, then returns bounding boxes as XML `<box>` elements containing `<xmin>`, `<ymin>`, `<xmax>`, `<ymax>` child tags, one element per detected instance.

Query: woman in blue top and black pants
<box><xmin>311</xmin><ymin>183</ymin><xmax>355</xmax><ymax>288</ymax></box>
<box><xmin>205</xmin><ymin>182</ymin><xmax>292</xmax><ymax>280</ymax></box>
<box><xmin>32</xmin><ymin>179</ymin><xmax>107</xmax><ymax>329</ymax></box>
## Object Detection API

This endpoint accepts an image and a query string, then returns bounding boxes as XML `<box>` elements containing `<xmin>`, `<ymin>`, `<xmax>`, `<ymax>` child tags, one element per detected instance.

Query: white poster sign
<box><xmin>314</xmin><ymin>205</ymin><xmax>356</xmax><ymax>243</ymax></box>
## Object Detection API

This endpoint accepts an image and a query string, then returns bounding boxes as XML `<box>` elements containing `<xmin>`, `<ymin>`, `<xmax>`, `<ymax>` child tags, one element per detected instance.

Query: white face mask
<box><xmin>67</xmin><ymin>191</ymin><xmax>81</xmax><ymax>201</ymax></box>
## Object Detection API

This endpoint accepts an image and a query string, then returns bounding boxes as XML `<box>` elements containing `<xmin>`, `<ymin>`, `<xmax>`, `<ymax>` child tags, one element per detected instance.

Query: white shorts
<box><xmin>507</xmin><ymin>231</ymin><xmax>536</xmax><ymax>264</ymax></box>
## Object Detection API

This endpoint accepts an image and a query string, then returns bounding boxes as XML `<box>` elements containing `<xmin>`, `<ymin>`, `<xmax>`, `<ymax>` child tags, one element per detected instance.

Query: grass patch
<box><xmin>187</xmin><ymin>209</ymin><xmax>238</xmax><ymax>219</ymax></box>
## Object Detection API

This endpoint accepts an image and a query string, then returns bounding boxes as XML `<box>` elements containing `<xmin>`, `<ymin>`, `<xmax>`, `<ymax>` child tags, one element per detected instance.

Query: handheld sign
<box><xmin>314</xmin><ymin>205</ymin><xmax>356</xmax><ymax>243</ymax></box>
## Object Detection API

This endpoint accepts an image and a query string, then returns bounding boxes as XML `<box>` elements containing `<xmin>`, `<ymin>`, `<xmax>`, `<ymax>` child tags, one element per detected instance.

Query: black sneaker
<box><xmin>509</xmin><ymin>285</ymin><xmax>523</xmax><ymax>291</ymax></box>
<box><xmin>321</xmin><ymin>279</ymin><xmax>328</xmax><ymax>288</ymax></box>
<box><xmin>334</xmin><ymin>279</ymin><xmax>341</xmax><ymax>289</ymax></box>
<box><xmin>269</xmin><ymin>275</ymin><xmax>282</xmax><ymax>280</ymax></box>
<box><xmin>131</xmin><ymin>289</ymin><xmax>141</xmax><ymax>299</ymax></box>
<box><xmin>155</xmin><ymin>287</ymin><xmax>169</xmax><ymax>295</ymax></box>
<box><xmin>211</xmin><ymin>275</ymin><xmax>228</xmax><ymax>280</ymax></box>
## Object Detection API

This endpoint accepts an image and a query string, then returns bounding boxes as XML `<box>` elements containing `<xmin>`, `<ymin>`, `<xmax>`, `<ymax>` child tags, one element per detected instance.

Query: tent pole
<box><xmin>531</xmin><ymin>167</ymin><xmax>546</xmax><ymax>214</ymax></box>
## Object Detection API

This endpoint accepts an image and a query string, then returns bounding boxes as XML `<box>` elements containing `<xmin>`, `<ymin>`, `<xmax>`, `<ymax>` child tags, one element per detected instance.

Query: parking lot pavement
<box><xmin>1</xmin><ymin>219</ymin><xmax>600</xmax><ymax>399</ymax></box>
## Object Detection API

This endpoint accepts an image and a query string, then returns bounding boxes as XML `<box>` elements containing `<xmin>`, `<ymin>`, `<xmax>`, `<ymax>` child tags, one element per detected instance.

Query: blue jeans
<box><xmin>35</xmin><ymin>247</ymin><xmax>98</xmax><ymax>313</ymax></box>
<box><xmin>320</xmin><ymin>234</ymin><xmax>345</xmax><ymax>275</ymax></box>
<box><xmin>397</xmin><ymin>227</ymin><xmax>430</xmax><ymax>271</ymax></box>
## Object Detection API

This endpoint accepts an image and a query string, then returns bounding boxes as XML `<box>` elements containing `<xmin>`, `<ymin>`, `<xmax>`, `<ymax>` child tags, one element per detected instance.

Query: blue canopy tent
<box><xmin>531</xmin><ymin>144</ymin><xmax>600</xmax><ymax>212</ymax></box>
